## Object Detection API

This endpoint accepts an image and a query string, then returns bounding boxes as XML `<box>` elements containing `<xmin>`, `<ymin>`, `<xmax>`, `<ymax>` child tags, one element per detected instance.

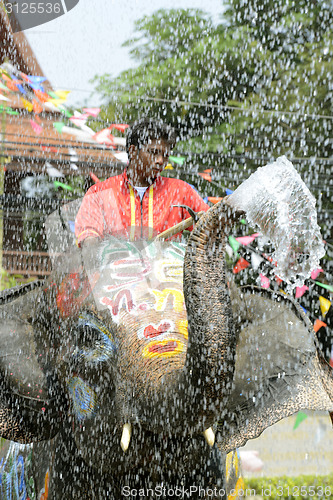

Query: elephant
<box><xmin>0</xmin><ymin>198</ymin><xmax>332</xmax><ymax>499</ymax></box>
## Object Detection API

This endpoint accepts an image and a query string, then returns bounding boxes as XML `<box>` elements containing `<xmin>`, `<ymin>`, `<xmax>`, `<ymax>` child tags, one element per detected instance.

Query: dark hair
<box><xmin>126</xmin><ymin>118</ymin><xmax>176</xmax><ymax>154</ymax></box>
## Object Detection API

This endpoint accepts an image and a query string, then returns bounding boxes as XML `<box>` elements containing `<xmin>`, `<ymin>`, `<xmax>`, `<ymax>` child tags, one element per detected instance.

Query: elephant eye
<box><xmin>74</xmin><ymin>312</ymin><xmax>117</xmax><ymax>364</ymax></box>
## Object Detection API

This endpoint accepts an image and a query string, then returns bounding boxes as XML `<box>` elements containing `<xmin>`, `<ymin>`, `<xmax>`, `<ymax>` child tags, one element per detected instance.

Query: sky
<box><xmin>25</xmin><ymin>0</ymin><xmax>224</xmax><ymax>107</ymax></box>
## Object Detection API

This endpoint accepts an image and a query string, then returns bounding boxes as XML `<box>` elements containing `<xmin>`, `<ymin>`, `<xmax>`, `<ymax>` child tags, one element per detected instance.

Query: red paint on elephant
<box><xmin>56</xmin><ymin>272</ymin><xmax>99</xmax><ymax>318</ymax></box>
<box><xmin>144</xmin><ymin>322</ymin><xmax>171</xmax><ymax>338</ymax></box>
<box><xmin>148</xmin><ymin>341</ymin><xmax>178</xmax><ymax>354</ymax></box>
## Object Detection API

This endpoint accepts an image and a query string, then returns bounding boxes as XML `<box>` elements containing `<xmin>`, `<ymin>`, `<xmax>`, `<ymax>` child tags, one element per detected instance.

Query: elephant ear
<box><xmin>0</xmin><ymin>282</ymin><xmax>65</xmax><ymax>443</ymax></box>
<box><xmin>217</xmin><ymin>284</ymin><xmax>333</xmax><ymax>453</ymax></box>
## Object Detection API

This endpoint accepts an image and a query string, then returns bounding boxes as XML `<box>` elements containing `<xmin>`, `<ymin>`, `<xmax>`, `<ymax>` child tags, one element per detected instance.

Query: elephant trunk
<box><xmin>181</xmin><ymin>200</ymin><xmax>241</xmax><ymax>429</ymax></box>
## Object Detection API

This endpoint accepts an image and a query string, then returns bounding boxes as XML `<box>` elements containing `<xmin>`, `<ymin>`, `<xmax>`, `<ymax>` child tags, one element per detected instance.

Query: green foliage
<box><xmin>0</xmin><ymin>268</ymin><xmax>28</xmax><ymax>291</ymax></box>
<box><xmin>245</xmin><ymin>474</ymin><xmax>333</xmax><ymax>499</ymax></box>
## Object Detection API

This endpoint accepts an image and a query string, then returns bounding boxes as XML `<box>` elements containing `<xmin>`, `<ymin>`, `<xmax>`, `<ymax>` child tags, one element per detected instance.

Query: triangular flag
<box><xmin>89</xmin><ymin>172</ymin><xmax>100</xmax><ymax>184</ymax></box>
<box><xmin>169</xmin><ymin>155</ymin><xmax>185</xmax><ymax>166</ymax></box>
<box><xmin>228</xmin><ymin>236</ymin><xmax>240</xmax><ymax>253</ymax></box>
<box><xmin>313</xmin><ymin>319</ymin><xmax>327</xmax><ymax>333</ymax></box>
<box><xmin>108</xmin><ymin>123</ymin><xmax>129</xmax><ymax>133</ymax></box>
<box><xmin>259</xmin><ymin>274</ymin><xmax>270</xmax><ymax>289</ymax></box>
<box><xmin>233</xmin><ymin>257</ymin><xmax>249</xmax><ymax>274</ymax></box>
<box><xmin>53</xmin><ymin>122</ymin><xmax>65</xmax><ymax>134</ymax></box>
<box><xmin>54</xmin><ymin>181</ymin><xmax>73</xmax><ymax>191</ymax></box>
<box><xmin>236</xmin><ymin>233</ymin><xmax>260</xmax><ymax>246</ymax></box>
<box><xmin>315</xmin><ymin>282</ymin><xmax>333</xmax><ymax>293</ymax></box>
<box><xmin>293</xmin><ymin>411</ymin><xmax>308</xmax><ymax>430</ymax></box>
<box><xmin>207</xmin><ymin>197</ymin><xmax>223</xmax><ymax>204</ymax></box>
<box><xmin>319</xmin><ymin>296</ymin><xmax>331</xmax><ymax>317</ymax></box>
<box><xmin>69</xmin><ymin>112</ymin><xmax>89</xmax><ymax>128</ymax></box>
<box><xmin>0</xmin><ymin>82</ymin><xmax>9</xmax><ymax>91</ymax></box>
<box><xmin>0</xmin><ymin>94</ymin><xmax>10</xmax><ymax>102</ymax></box>
<box><xmin>164</xmin><ymin>163</ymin><xmax>174</xmax><ymax>170</ymax></box>
<box><xmin>21</xmin><ymin>97</ymin><xmax>33</xmax><ymax>112</ymax></box>
<box><xmin>198</xmin><ymin>172</ymin><xmax>212</xmax><ymax>182</ymax></box>
<box><xmin>295</xmin><ymin>285</ymin><xmax>309</xmax><ymax>299</ymax></box>
<box><xmin>93</xmin><ymin>128</ymin><xmax>115</xmax><ymax>146</ymax></box>
<box><xmin>225</xmin><ymin>188</ymin><xmax>234</xmax><ymax>196</ymax></box>
<box><xmin>83</xmin><ymin>107</ymin><xmax>101</xmax><ymax>118</ymax></box>
<box><xmin>311</xmin><ymin>268</ymin><xmax>324</xmax><ymax>280</ymax></box>
<box><xmin>225</xmin><ymin>244</ymin><xmax>234</xmax><ymax>259</ymax></box>
<box><xmin>27</xmin><ymin>75</ymin><xmax>47</xmax><ymax>84</ymax></box>
<box><xmin>32</xmin><ymin>99</ymin><xmax>43</xmax><ymax>114</ymax></box>
<box><xmin>251</xmin><ymin>252</ymin><xmax>264</xmax><ymax>271</ymax></box>
<box><xmin>33</xmin><ymin>89</ymin><xmax>50</xmax><ymax>102</ymax></box>
<box><xmin>53</xmin><ymin>90</ymin><xmax>70</xmax><ymax>100</ymax></box>
<box><xmin>30</xmin><ymin>119</ymin><xmax>43</xmax><ymax>134</ymax></box>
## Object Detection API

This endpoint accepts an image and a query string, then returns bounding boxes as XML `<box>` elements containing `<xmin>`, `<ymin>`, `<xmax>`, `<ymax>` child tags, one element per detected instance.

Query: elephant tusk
<box><xmin>120</xmin><ymin>423</ymin><xmax>132</xmax><ymax>452</ymax></box>
<box><xmin>203</xmin><ymin>427</ymin><xmax>215</xmax><ymax>447</ymax></box>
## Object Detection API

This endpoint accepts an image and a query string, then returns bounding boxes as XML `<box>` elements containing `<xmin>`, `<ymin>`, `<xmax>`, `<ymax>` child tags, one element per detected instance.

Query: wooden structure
<box><xmin>0</xmin><ymin>7</ymin><xmax>122</xmax><ymax>277</ymax></box>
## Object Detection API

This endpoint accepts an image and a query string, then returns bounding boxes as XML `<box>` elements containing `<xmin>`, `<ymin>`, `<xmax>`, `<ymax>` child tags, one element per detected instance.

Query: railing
<box><xmin>2</xmin><ymin>250</ymin><xmax>54</xmax><ymax>276</ymax></box>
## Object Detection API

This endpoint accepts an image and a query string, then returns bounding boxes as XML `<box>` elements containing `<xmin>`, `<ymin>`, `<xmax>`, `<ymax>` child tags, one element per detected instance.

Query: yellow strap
<box><xmin>129</xmin><ymin>185</ymin><xmax>136</xmax><ymax>241</ymax></box>
<box><xmin>129</xmin><ymin>184</ymin><xmax>154</xmax><ymax>240</ymax></box>
<box><xmin>148</xmin><ymin>185</ymin><xmax>154</xmax><ymax>240</ymax></box>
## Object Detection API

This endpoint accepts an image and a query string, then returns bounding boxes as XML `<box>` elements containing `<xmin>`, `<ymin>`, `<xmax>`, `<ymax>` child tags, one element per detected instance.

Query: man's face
<box><xmin>128</xmin><ymin>139</ymin><xmax>171</xmax><ymax>185</ymax></box>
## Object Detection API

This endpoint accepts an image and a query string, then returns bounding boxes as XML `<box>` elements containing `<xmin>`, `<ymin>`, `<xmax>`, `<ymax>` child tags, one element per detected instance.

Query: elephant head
<box><xmin>0</xmin><ymin>199</ymin><xmax>332</xmax><ymax>497</ymax></box>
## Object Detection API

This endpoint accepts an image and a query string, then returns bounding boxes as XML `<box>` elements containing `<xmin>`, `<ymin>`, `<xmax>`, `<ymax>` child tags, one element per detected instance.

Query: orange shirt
<box><xmin>75</xmin><ymin>170</ymin><xmax>209</xmax><ymax>245</ymax></box>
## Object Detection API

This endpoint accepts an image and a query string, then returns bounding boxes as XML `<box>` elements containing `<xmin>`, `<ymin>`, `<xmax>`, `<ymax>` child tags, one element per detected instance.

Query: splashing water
<box><xmin>228</xmin><ymin>156</ymin><xmax>325</xmax><ymax>287</ymax></box>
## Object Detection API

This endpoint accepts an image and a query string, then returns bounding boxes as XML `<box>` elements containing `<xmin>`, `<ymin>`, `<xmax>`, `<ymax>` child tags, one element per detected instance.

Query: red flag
<box><xmin>198</xmin><ymin>172</ymin><xmax>212</xmax><ymax>182</ymax></box>
<box><xmin>233</xmin><ymin>257</ymin><xmax>250</xmax><ymax>274</ymax></box>
<box><xmin>207</xmin><ymin>197</ymin><xmax>223</xmax><ymax>204</ymax></box>
<box><xmin>313</xmin><ymin>319</ymin><xmax>327</xmax><ymax>333</ymax></box>
<box><xmin>108</xmin><ymin>124</ymin><xmax>129</xmax><ymax>133</ymax></box>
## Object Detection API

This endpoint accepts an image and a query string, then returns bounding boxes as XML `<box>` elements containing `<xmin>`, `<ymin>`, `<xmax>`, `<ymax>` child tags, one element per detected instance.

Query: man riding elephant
<box><xmin>75</xmin><ymin>118</ymin><xmax>209</xmax><ymax>244</ymax></box>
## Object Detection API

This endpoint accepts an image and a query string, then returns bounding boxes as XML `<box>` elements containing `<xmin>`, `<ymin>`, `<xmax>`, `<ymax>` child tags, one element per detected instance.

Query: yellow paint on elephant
<box><xmin>142</xmin><ymin>338</ymin><xmax>185</xmax><ymax>359</ymax></box>
<box><xmin>177</xmin><ymin>319</ymin><xmax>188</xmax><ymax>339</ymax></box>
<box><xmin>154</xmin><ymin>260</ymin><xmax>184</xmax><ymax>283</ymax></box>
<box><xmin>151</xmin><ymin>288</ymin><xmax>185</xmax><ymax>312</ymax></box>
<box><xmin>227</xmin><ymin>477</ymin><xmax>245</xmax><ymax>500</ymax></box>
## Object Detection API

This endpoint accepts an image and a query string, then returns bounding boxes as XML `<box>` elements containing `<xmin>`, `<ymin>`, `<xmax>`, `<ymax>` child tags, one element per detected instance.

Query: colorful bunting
<box><xmin>225</xmin><ymin>188</ymin><xmax>234</xmax><ymax>196</ymax></box>
<box><xmin>293</xmin><ymin>411</ymin><xmax>308</xmax><ymax>430</ymax></box>
<box><xmin>83</xmin><ymin>107</ymin><xmax>101</xmax><ymax>117</ymax></box>
<box><xmin>235</xmin><ymin>233</ymin><xmax>260</xmax><ymax>246</ymax></box>
<box><xmin>207</xmin><ymin>197</ymin><xmax>223</xmax><ymax>204</ymax></box>
<box><xmin>319</xmin><ymin>296</ymin><xmax>331</xmax><ymax>318</ymax></box>
<box><xmin>233</xmin><ymin>257</ymin><xmax>250</xmax><ymax>274</ymax></box>
<box><xmin>295</xmin><ymin>285</ymin><xmax>309</xmax><ymax>299</ymax></box>
<box><xmin>53</xmin><ymin>181</ymin><xmax>73</xmax><ymax>191</ymax></box>
<box><xmin>315</xmin><ymin>282</ymin><xmax>333</xmax><ymax>293</ymax></box>
<box><xmin>169</xmin><ymin>155</ymin><xmax>186</xmax><ymax>166</ymax></box>
<box><xmin>259</xmin><ymin>274</ymin><xmax>270</xmax><ymax>289</ymax></box>
<box><xmin>53</xmin><ymin>90</ymin><xmax>70</xmax><ymax>100</ymax></box>
<box><xmin>21</xmin><ymin>97</ymin><xmax>33</xmax><ymax>112</ymax></box>
<box><xmin>53</xmin><ymin>122</ymin><xmax>65</xmax><ymax>134</ymax></box>
<box><xmin>164</xmin><ymin>163</ymin><xmax>174</xmax><ymax>170</ymax></box>
<box><xmin>30</xmin><ymin>119</ymin><xmax>43</xmax><ymax>134</ymax></box>
<box><xmin>108</xmin><ymin>123</ymin><xmax>129</xmax><ymax>133</ymax></box>
<box><xmin>32</xmin><ymin>99</ymin><xmax>43</xmax><ymax>114</ymax></box>
<box><xmin>198</xmin><ymin>172</ymin><xmax>212</xmax><ymax>182</ymax></box>
<box><xmin>90</xmin><ymin>172</ymin><xmax>100</xmax><ymax>184</ymax></box>
<box><xmin>92</xmin><ymin>128</ymin><xmax>115</xmax><ymax>147</ymax></box>
<box><xmin>313</xmin><ymin>319</ymin><xmax>327</xmax><ymax>333</ymax></box>
<box><xmin>311</xmin><ymin>268</ymin><xmax>324</xmax><ymax>280</ymax></box>
<box><xmin>228</xmin><ymin>236</ymin><xmax>240</xmax><ymax>253</ymax></box>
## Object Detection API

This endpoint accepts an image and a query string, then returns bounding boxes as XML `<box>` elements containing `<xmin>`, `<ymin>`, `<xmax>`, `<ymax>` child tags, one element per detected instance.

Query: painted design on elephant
<box><xmin>100</xmin><ymin>289</ymin><xmax>135</xmax><ymax>323</ymax></box>
<box><xmin>137</xmin><ymin>320</ymin><xmax>173</xmax><ymax>340</ymax></box>
<box><xmin>150</xmin><ymin>288</ymin><xmax>185</xmax><ymax>313</ymax></box>
<box><xmin>154</xmin><ymin>259</ymin><xmax>184</xmax><ymax>284</ymax></box>
<box><xmin>226</xmin><ymin>450</ymin><xmax>245</xmax><ymax>500</ymax></box>
<box><xmin>39</xmin><ymin>471</ymin><xmax>49</xmax><ymax>500</ymax></box>
<box><xmin>142</xmin><ymin>338</ymin><xmax>186</xmax><ymax>359</ymax></box>
<box><xmin>68</xmin><ymin>377</ymin><xmax>98</xmax><ymax>422</ymax></box>
<box><xmin>0</xmin><ymin>442</ymin><xmax>35</xmax><ymax>499</ymax></box>
<box><xmin>75</xmin><ymin>313</ymin><xmax>117</xmax><ymax>363</ymax></box>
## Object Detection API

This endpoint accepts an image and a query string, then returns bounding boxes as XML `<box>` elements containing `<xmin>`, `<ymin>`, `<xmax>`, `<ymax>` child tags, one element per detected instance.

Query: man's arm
<box><xmin>75</xmin><ymin>191</ymin><xmax>104</xmax><ymax>246</ymax></box>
